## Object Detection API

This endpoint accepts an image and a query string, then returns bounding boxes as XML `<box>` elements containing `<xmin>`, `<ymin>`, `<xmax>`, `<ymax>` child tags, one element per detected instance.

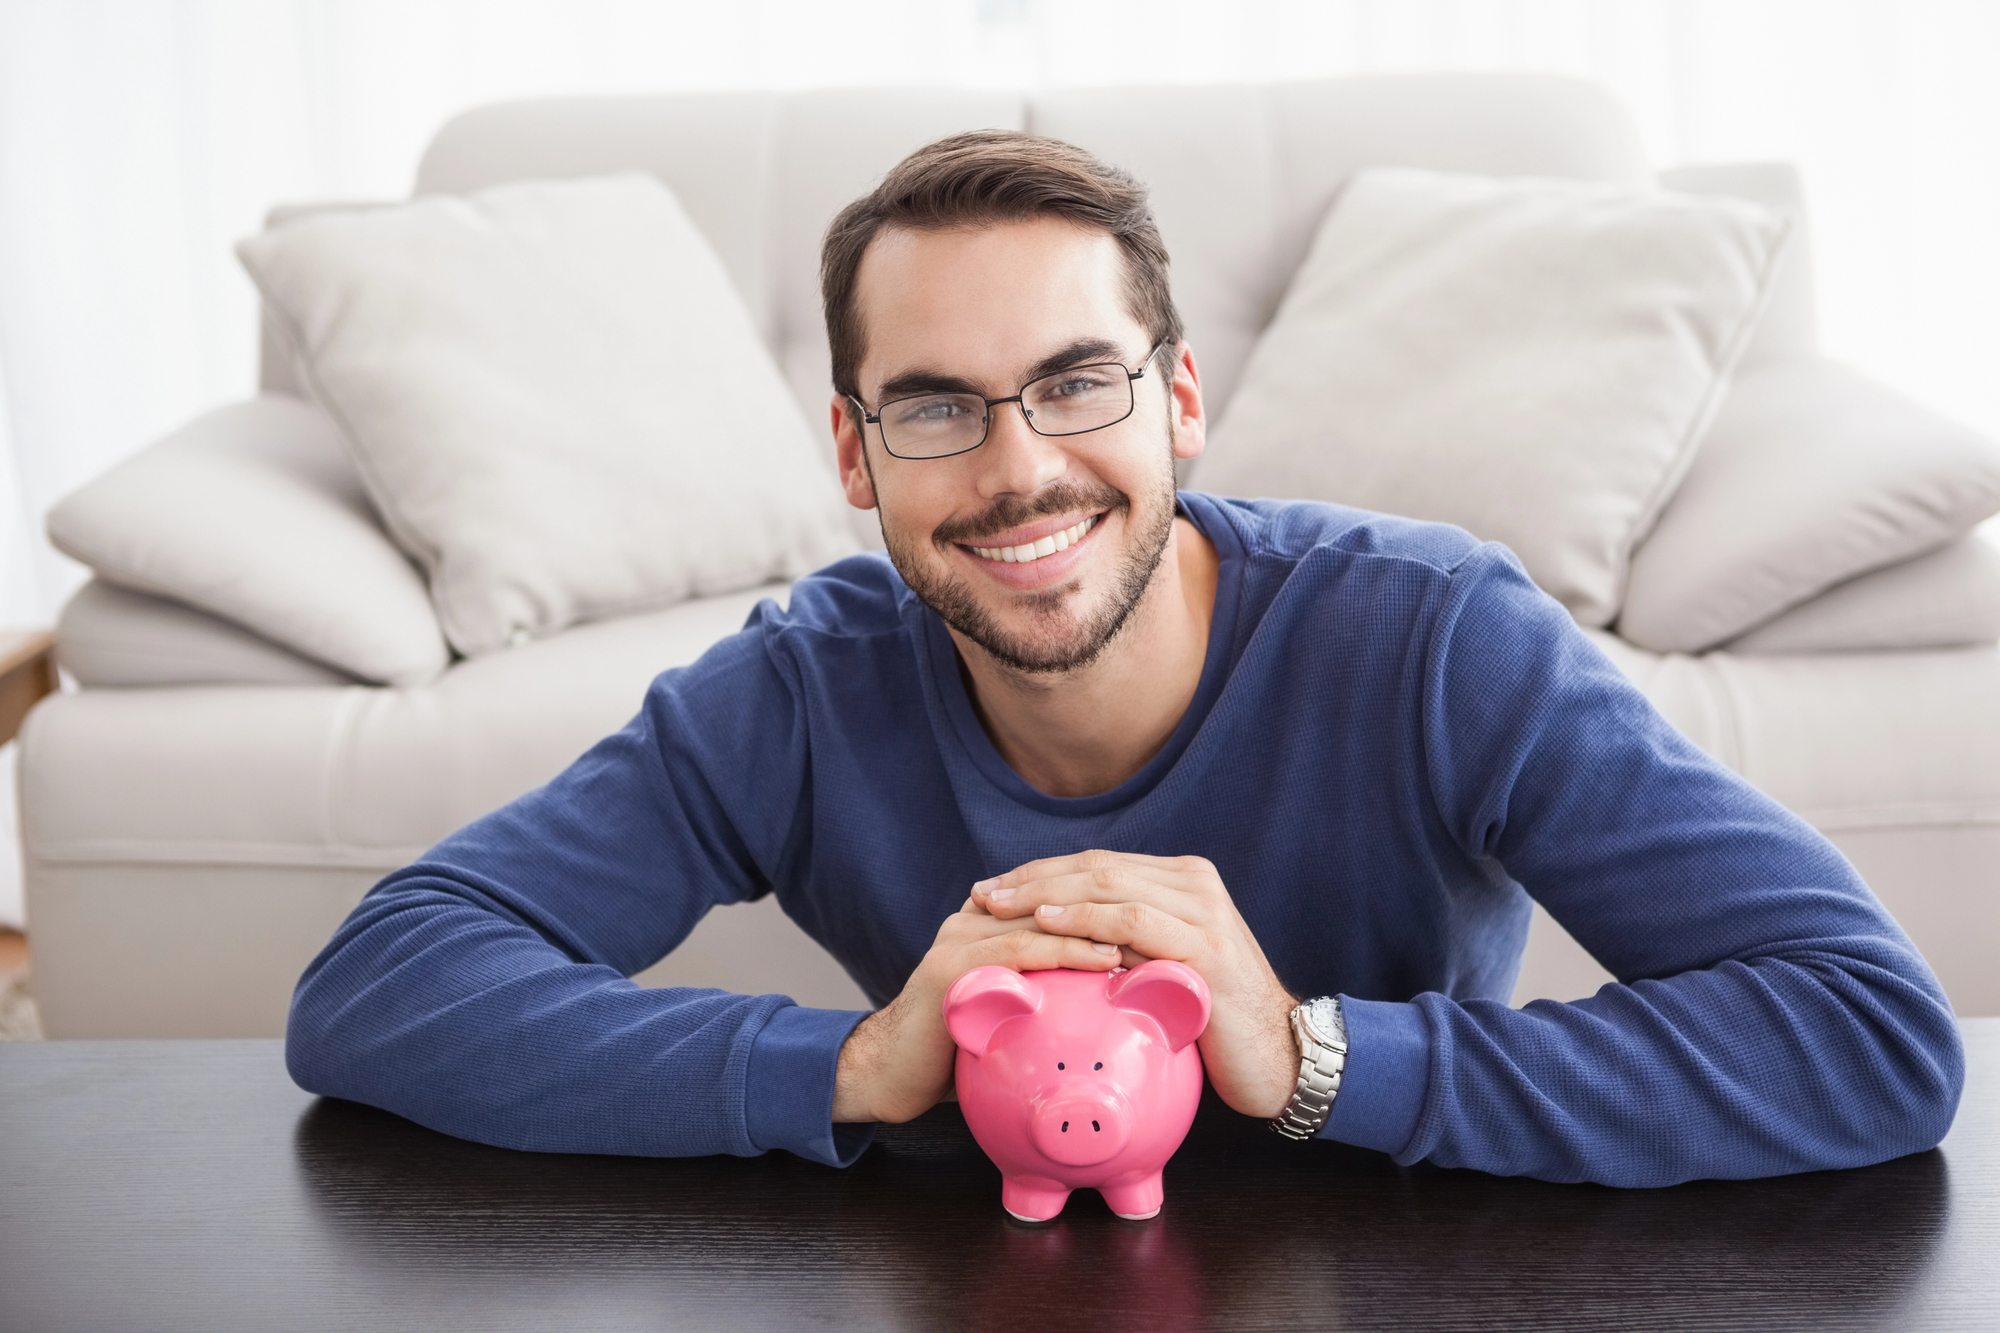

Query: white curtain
<box><xmin>0</xmin><ymin>0</ymin><xmax>1996</xmax><ymax>926</ymax></box>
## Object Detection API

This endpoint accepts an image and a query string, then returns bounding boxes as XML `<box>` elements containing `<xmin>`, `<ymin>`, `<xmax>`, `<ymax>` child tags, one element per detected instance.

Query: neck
<box><xmin>950</xmin><ymin>514</ymin><xmax>1220</xmax><ymax>798</ymax></box>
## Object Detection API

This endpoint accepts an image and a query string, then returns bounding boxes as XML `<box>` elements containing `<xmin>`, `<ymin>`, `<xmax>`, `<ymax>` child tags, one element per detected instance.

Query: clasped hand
<box><xmin>831</xmin><ymin>850</ymin><xmax>1299</xmax><ymax>1125</ymax></box>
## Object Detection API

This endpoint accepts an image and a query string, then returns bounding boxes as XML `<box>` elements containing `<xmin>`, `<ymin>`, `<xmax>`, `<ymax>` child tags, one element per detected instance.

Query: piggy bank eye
<box><xmin>1057</xmin><ymin>1062</ymin><xmax>1065</xmax><ymax>1070</ymax></box>
<box><xmin>1094</xmin><ymin>1062</ymin><xmax>1103</xmax><ymax>1070</ymax></box>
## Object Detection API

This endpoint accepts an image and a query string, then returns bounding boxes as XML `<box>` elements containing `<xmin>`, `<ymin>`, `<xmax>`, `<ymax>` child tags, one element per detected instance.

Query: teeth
<box><xmin>971</xmin><ymin>515</ymin><xmax>1098</xmax><ymax>563</ymax></box>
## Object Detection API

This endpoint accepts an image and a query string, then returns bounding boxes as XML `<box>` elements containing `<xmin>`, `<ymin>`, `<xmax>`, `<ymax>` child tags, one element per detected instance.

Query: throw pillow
<box><xmin>1199</xmin><ymin>166</ymin><xmax>1789</xmax><ymax>626</ymax></box>
<box><xmin>46</xmin><ymin>396</ymin><xmax>450</xmax><ymax>686</ymax></box>
<box><xmin>1620</xmin><ymin>357</ymin><xmax>2000</xmax><ymax>652</ymax></box>
<box><xmin>237</xmin><ymin>173</ymin><xmax>858</xmax><ymax>657</ymax></box>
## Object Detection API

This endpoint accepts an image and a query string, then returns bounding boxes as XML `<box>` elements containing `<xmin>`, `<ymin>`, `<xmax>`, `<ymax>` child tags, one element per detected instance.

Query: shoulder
<box><xmin>640</xmin><ymin>552</ymin><xmax>916</xmax><ymax>723</ymax></box>
<box><xmin>1185</xmin><ymin>491</ymin><xmax>1489</xmax><ymax>578</ymax></box>
<box><xmin>1183</xmin><ymin>491</ymin><xmax>1531</xmax><ymax>614</ymax></box>
<box><xmin>749</xmin><ymin>551</ymin><xmax>913</xmax><ymax>645</ymax></box>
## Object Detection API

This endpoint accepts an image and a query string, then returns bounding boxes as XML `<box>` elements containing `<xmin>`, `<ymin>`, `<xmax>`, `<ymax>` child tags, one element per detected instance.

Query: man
<box><xmin>288</xmin><ymin>132</ymin><xmax>1962</xmax><ymax>1188</ymax></box>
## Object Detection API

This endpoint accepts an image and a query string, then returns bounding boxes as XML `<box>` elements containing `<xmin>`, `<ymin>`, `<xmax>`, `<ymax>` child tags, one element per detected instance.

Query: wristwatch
<box><xmin>1270</xmin><ymin>996</ymin><xmax>1346</xmax><ymax>1140</ymax></box>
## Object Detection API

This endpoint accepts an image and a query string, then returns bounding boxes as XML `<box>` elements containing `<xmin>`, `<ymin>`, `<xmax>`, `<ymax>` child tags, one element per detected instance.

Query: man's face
<box><xmin>834</xmin><ymin>217</ymin><xmax>1203</xmax><ymax>676</ymax></box>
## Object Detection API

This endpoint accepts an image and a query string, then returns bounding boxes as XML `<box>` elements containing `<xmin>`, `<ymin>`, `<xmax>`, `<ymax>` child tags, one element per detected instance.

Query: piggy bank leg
<box><xmin>1099</xmin><ymin>1172</ymin><xmax>1165</xmax><ymax>1221</ymax></box>
<box><xmin>1001</xmin><ymin>1175</ymin><xmax>1072</xmax><ymax>1223</ymax></box>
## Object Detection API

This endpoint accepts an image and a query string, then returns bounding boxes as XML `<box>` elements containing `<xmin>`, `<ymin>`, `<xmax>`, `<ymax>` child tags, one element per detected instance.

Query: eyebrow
<box><xmin>873</xmin><ymin>337</ymin><xmax>1131</xmax><ymax>402</ymax></box>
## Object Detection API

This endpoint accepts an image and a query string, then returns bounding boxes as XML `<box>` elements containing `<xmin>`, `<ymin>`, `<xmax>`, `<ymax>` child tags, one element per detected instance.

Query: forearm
<box><xmin>1323</xmin><ymin>937</ymin><xmax>1962</xmax><ymax>1187</ymax></box>
<box><xmin>287</xmin><ymin>870</ymin><xmax>874</xmax><ymax>1164</ymax></box>
<box><xmin>1403</xmin><ymin>550</ymin><xmax>1963</xmax><ymax>1184</ymax></box>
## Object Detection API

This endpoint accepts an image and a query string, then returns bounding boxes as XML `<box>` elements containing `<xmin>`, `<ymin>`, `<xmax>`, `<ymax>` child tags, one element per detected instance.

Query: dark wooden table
<box><xmin>3</xmin><ymin>1021</ymin><xmax>1994</xmax><ymax>1332</ymax></box>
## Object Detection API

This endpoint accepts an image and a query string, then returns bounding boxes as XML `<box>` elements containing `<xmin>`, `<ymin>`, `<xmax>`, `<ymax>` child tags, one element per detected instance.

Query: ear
<box><xmin>943</xmin><ymin>966</ymin><xmax>1042</xmax><ymax>1057</ymax></box>
<box><xmin>1107</xmin><ymin>960</ymin><xmax>1211</xmax><ymax>1052</ymax></box>
<box><xmin>830</xmin><ymin>392</ymin><xmax>878</xmax><ymax>511</ymax></box>
<box><xmin>1165</xmin><ymin>341</ymin><xmax>1206</xmax><ymax>463</ymax></box>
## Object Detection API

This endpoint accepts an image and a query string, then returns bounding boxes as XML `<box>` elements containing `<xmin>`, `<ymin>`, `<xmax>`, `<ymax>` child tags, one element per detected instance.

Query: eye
<box><xmin>1042</xmin><ymin>370</ymin><xmax>1116</xmax><ymax>399</ymax></box>
<box><xmin>888</xmin><ymin>394</ymin><xmax>975</xmax><ymax>426</ymax></box>
<box><xmin>1094</xmin><ymin>1062</ymin><xmax>1102</xmax><ymax>1070</ymax></box>
<box><xmin>1057</xmin><ymin>1062</ymin><xmax>1065</xmax><ymax>1070</ymax></box>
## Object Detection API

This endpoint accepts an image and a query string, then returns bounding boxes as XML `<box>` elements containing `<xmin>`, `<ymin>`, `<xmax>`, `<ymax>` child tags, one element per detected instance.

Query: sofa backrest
<box><xmin>262</xmin><ymin>76</ymin><xmax>1815</xmax><ymax>432</ymax></box>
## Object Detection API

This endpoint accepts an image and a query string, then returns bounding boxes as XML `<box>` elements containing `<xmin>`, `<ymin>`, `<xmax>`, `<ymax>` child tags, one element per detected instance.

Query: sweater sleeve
<box><xmin>285</xmin><ymin>613</ymin><xmax>875</xmax><ymax>1166</ymax></box>
<box><xmin>1323</xmin><ymin>546</ymin><xmax>1964</xmax><ymax>1186</ymax></box>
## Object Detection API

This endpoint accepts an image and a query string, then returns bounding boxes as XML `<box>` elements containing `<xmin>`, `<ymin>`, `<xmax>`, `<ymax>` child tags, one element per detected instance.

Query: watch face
<box><xmin>1304</xmin><ymin>997</ymin><xmax>1343</xmax><ymax>1047</ymax></box>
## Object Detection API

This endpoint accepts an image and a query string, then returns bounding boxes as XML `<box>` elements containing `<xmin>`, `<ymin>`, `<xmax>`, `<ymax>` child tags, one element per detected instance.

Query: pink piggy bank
<box><xmin>944</xmin><ymin>961</ymin><xmax>1210</xmax><ymax>1223</ymax></box>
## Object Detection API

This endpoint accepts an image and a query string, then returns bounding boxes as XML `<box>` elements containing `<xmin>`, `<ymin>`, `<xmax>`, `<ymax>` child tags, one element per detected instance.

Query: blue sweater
<box><xmin>288</xmin><ymin>493</ymin><xmax>1963</xmax><ymax>1187</ymax></box>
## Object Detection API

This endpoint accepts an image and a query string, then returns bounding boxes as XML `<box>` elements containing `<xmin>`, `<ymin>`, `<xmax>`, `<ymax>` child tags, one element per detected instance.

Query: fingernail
<box><xmin>987</xmin><ymin>886</ymin><xmax>1015</xmax><ymax>901</ymax></box>
<box><xmin>972</xmin><ymin>878</ymin><xmax>996</xmax><ymax>895</ymax></box>
<box><xmin>1038</xmin><ymin>904</ymin><xmax>1064</xmax><ymax>917</ymax></box>
<box><xmin>1093</xmin><ymin>942</ymin><xmax>1117</xmax><ymax>955</ymax></box>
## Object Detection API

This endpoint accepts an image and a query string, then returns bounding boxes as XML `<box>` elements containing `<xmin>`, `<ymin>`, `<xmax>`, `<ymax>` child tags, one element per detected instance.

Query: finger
<box><xmin>973</xmin><ymin>849</ymin><xmax>1192</xmax><ymax>902</ymax></box>
<box><xmin>938</xmin><ymin>911</ymin><xmax>1046</xmax><ymax>948</ymax></box>
<box><xmin>978</xmin><ymin>864</ymin><xmax>1206</xmax><ymax>924</ymax></box>
<box><xmin>966</xmin><ymin>926</ymin><xmax>1123</xmax><ymax>974</ymax></box>
<box><xmin>1029</xmin><ymin>899</ymin><xmax>1202</xmax><ymax>965</ymax></box>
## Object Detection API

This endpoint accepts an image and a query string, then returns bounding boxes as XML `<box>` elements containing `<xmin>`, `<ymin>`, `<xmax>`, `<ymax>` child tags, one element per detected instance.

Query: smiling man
<box><xmin>288</xmin><ymin>132</ymin><xmax>1962</xmax><ymax>1189</ymax></box>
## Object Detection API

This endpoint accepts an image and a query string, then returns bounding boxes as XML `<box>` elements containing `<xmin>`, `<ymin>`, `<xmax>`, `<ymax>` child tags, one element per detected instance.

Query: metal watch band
<box><xmin>1270</xmin><ymin>997</ymin><xmax>1346</xmax><ymax>1141</ymax></box>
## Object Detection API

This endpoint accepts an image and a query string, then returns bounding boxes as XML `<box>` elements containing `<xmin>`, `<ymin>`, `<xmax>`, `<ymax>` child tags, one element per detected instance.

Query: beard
<box><xmin>875</xmin><ymin>439</ymin><xmax>1179</xmax><ymax>677</ymax></box>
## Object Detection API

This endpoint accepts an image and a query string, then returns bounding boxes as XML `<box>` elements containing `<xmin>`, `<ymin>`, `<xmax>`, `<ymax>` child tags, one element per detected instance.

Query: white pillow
<box><xmin>46</xmin><ymin>396</ymin><xmax>450</xmax><ymax>686</ymax></box>
<box><xmin>1200</xmin><ymin>166</ymin><xmax>1789</xmax><ymax>626</ymax></box>
<box><xmin>1620</xmin><ymin>357</ymin><xmax>2000</xmax><ymax>652</ymax></box>
<box><xmin>237</xmin><ymin>173</ymin><xmax>858</xmax><ymax>657</ymax></box>
<box><xmin>1724</xmin><ymin>525</ymin><xmax>2000</xmax><ymax>655</ymax></box>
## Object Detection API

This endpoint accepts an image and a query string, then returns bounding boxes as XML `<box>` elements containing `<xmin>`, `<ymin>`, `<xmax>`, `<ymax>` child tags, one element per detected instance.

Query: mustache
<box><xmin>931</xmin><ymin>481</ymin><xmax>1128</xmax><ymax>547</ymax></box>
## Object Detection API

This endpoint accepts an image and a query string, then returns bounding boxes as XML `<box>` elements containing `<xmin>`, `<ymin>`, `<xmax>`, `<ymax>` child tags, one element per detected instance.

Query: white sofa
<box><xmin>24</xmin><ymin>74</ymin><xmax>2000</xmax><ymax>1037</ymax></box>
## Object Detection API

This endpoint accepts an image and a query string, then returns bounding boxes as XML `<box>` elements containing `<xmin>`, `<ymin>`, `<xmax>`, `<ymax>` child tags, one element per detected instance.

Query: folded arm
<box><xmin>1330</xmin><ymin>548</ymin><xmax>1963</xmax><ymax>1186</ymax></box>
<box><xmin>285</xmin><ymin>623</ymin><xmax>875</xmax><ymax>1165</ymax></box>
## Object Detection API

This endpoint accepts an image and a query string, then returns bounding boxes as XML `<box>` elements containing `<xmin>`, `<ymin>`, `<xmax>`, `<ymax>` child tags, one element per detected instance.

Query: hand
<box><xmin>970</xmin><ymin>851</ymin><xmax>1301</xmax><ymax>1118</ymax></box>
<box><xmin>831</xmin><ymin>897</ymin><xmax>1125</xmax><ymax>1124</ymax></box>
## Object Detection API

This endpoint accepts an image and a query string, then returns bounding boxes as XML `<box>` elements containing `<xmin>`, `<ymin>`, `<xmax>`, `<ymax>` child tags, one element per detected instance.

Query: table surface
<box><xmin>3</xmin><ymin>1021</ymin><xmax>1995</xmax><ymax>1333</ymax></box>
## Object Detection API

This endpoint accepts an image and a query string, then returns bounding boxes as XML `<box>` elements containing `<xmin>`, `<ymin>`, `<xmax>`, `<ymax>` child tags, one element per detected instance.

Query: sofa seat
<box><xmin>1541</xmin><ymin>634</ymin><xmax>2000</xmax><ymax>1016</ymax></box>
<box><xmin>25</xmin><ymin>592</ymin><xmax>2000</xmax><ymax>1035</ymax></box>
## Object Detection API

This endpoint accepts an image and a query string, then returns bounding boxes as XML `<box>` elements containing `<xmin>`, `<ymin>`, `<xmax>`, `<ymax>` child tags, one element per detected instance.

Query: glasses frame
<box><xmin>852</xmin><ymin>340</ymin><xmax>1171</xmax><ymax>461</ymax></box>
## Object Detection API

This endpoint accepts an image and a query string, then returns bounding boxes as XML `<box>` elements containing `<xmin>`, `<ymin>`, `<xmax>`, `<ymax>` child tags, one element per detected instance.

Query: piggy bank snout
<box><xmin>1030</xmin><ymin>1088</ymin><xmax>1132</xmax><ymax>1167</ymax></box>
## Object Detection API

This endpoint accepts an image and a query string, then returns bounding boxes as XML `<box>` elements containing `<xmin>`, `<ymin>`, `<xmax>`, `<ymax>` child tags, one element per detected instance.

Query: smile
<box><xmin>967</xmin><ymin>515</ymin><xmax>1100</xmax><ymax>564</ymax></box>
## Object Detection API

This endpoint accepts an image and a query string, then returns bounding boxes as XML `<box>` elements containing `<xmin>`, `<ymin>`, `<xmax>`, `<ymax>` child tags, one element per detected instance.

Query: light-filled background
<box><xmin>0</xmin><ymin>0</ymin><xmax>1996</xmax><ymax>926</ymax></box>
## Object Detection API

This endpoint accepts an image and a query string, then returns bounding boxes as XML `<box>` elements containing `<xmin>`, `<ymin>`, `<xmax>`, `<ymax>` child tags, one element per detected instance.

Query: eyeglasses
<box><xmin>852</xmin><ymin>342</ymin><xmax>1168</xmax><ymax>460</ymax></box>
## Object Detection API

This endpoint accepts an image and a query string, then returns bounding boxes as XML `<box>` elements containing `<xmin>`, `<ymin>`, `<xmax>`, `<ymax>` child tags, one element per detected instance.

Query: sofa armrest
<box><xmin>1619</xmin><ymin>356</ymin><xmax>2000</xmax><ymax>653</ymax></box>
<box><xmin>56</xmin><ymin>580</ymin><xmax>359</xmax><ymax>689</ymax></box>
<box><xmin>46</xmin><ymin>396</ymin><xmax>450</xmax><ymax>687</ymax></box>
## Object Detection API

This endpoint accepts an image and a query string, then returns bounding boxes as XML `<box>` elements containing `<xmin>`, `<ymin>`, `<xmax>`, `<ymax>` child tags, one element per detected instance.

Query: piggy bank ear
<box><xmin>943</xmin><ymin>966</ymin><xmax>1043</xmax><ymax>1057</ymax></box>
<box><xmin>1107</xmin><ymin>960</ymin><xmax>1211</xmax><ymax>1052</ymax></box>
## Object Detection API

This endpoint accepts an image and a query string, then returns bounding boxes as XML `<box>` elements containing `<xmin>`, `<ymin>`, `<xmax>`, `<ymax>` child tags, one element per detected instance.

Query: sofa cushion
<box><xmin>57</xmin><ymin>581</ymin><xmax>357</xmax><ymax>689</ymax></box>
<box><xmin>1199</xmin><ymin>166</ymin><xmax>1787</xmax><ymax>626</ymax></box>
<box><xmin>237</xmin><ymin>173</ymin><xmax>857</xmax><ymax>658</ymax></box>
<box><xmin>1619</xmin><ymin>357</ymin><xmax>2000</xmax><ymax>653</ymax></box>
<box><xmin>1725</xmin><ymin>526</ymin><xmax>2000</xmax><ymax>655</ymax></box>
<box><xmin>45</xmin><ymin>396</ymin><xmax>450</xmax><ymax>687</ymax></box>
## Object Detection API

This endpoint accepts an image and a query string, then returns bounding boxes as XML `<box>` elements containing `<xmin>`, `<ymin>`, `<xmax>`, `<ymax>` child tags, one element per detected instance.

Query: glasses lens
<box><xmin>1021</xmin><ymin>364</ymin><xmax>1134</xmax><ymax>437</ymax></box>
<box><xmin>879</xmin><ymin>393</ymin><xmax>988</xmax><ymax>458</ymax></box>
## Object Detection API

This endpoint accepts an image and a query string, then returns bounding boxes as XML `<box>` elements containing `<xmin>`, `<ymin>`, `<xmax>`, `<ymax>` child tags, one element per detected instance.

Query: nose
<box><xmin>975</xmin><ymin>398</ymin><xmax>1066</xmax><ymax>498</ymax></box>
<box><xmin>1031</xmin><ymin>1088</ymin><xmax>1131</xmax><ymax>1167</ymax></box>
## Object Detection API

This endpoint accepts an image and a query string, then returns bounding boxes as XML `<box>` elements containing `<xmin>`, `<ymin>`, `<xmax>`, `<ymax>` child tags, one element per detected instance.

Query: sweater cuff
<box><xmin>1321</xmin><ymin>996</ymin><xmax>1430</xmax><ymax>1157</ymax></box>
<box><xmin>745</xmin><ymin>1003</ymin><xmax>876</xmax><ymax>1166</ymax></box>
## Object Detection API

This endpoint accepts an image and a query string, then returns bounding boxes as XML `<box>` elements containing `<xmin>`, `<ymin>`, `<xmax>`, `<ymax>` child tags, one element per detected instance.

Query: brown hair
<box><xmin>820</xmin><ymin>129</ymin><xmax>1183</xmax><ymax>403</ymax></box>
